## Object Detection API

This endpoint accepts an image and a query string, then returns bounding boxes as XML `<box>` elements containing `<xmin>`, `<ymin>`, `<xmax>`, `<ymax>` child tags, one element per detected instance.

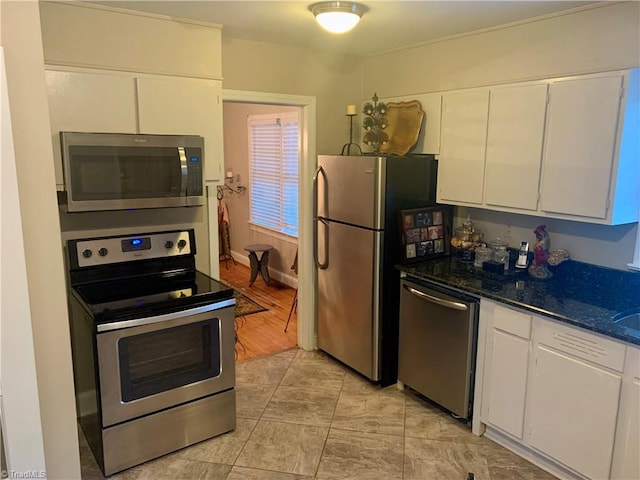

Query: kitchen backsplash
<box><xmin>454</xmin><ymin>207</ymin><xmax>638</xmax><ymax>271</ymax></box>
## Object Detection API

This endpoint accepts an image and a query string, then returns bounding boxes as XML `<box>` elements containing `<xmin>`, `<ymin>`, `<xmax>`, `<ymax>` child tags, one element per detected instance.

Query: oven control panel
<box><xmin>72</xmin><ymin>230</ymin><xmax>193</xmax><ymax>268</ymax></box>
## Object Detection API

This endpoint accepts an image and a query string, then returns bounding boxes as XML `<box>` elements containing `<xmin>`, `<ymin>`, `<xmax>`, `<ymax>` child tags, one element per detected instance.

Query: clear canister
<box><xmin>494</xmin><ymin>248</ymin><xmax>510</xmax><ymax>271</ymax></box>
<box><xmin>474</xmin><ymin>246</ymin><xmax>493</xmax><ymax>268</ymax></box>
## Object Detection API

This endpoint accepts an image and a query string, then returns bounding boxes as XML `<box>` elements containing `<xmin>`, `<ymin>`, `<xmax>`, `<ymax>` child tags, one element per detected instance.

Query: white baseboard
<box><xmin>224</xmin><ymin>250</ymin><xmax>298</xmax><ymax>289</ymax></box>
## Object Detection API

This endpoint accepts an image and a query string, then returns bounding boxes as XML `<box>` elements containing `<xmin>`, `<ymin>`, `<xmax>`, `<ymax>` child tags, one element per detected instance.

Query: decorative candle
<box><xmin>346</xmin><ymin>104</ymin><xmax>357</xmax><ymax>115</ymax></box>
<box><xmin>226</xmin><ymin>169</ymin><xmax>233</xmax><ymax>179</ymax></box>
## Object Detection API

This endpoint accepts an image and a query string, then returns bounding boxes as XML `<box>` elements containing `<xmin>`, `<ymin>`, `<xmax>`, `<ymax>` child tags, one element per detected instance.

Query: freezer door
<box><xmin>317</xmin><ymin>155</ymin><xmax>385</xmax><ymax>229</ymax></box>
<box><xmin>317</xmin><ymin>219</ymin><xmax>382</xmax><ymax>380</ymax></box>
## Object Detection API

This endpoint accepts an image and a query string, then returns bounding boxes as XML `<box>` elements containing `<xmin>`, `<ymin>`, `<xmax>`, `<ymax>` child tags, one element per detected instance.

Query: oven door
<box><xmin>96</xmin><ymin>301</ymin><xmax>234</xmax><ymax>428</ymax></box>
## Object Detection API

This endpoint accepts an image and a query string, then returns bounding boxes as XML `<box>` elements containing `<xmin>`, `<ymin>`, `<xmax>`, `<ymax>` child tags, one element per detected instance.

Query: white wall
<box><xmin>1</xmin><ymin>1</ymin><xmax>80</xmax><ymax>478</ymax></box>
<box><xmin>221</xmin><ymin>36</ymin><xmax>363</xmax><ymax>155</ymax></box>
<box><xmin>363</xmin><ymin>2</ymin><xmax>640</xmax><ymax>96</ymax></box>
<box><xmin>0</xmin><ymin>45</ymin><xmax>47</xmax><ymax>478</ymax></box>
<box><xmin>222</xmin><ymin>102</ymin><xmax>298</xmax><ymax>286</ymax></box>
<box><xmin>364</xmin><ymin>2</ymin><xmax>640</xmax><ymax>270</ymax></box>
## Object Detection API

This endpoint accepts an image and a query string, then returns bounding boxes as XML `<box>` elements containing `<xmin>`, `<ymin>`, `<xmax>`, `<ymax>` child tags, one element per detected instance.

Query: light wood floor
<box><xmin>218</xmin><ymin>260</ymin><xmax>298</xmax><ymax>363</ymax></box>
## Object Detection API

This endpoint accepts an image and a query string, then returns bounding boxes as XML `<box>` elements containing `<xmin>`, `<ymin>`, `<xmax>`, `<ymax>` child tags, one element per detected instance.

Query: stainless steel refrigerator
<box><xmin>314</xmin><ymin>154</ymin><xmax>438</xmax><ymax>385</ymax></box>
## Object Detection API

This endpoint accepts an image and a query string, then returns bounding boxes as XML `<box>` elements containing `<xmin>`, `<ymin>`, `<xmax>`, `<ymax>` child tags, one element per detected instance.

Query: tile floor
<box><xmin>80</xmin><ymin>348</ymin><xmax>558</xmax><ymax>480</ymax></box>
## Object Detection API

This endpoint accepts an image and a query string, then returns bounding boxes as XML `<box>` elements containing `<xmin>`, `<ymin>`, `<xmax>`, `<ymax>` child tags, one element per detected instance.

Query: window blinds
<box><xmin>248</xmin><ymin>112</ymin><xmax>299</xmax><ymax>237</ymax></box>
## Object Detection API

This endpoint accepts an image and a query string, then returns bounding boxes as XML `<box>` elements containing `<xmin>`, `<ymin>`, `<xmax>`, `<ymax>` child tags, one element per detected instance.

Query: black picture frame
<box><xmin>399</xmin><ymin>205</ymin><xmax>453</xmax><ymax>263</ymax></box>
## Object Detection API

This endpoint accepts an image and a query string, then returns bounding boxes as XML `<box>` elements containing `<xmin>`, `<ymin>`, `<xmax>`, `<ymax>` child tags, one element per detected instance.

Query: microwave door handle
<box><xmin>178</xmin><ymin>147</ymin><xmax>188</xmax><ymax>197</ymax></box>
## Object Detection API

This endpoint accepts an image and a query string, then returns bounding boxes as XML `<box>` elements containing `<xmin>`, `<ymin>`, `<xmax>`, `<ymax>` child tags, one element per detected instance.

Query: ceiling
<box><xmin>89</xmin><ymin>1</ymin><xmax>601</xmax><ymax>56</ymax></box>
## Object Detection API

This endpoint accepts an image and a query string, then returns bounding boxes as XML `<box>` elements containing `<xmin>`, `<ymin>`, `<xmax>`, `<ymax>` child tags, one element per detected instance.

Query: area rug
<box><xmin>234</xmin><ymin>289</ymin><xmax>267</xmax><ymax>317</ymax></box>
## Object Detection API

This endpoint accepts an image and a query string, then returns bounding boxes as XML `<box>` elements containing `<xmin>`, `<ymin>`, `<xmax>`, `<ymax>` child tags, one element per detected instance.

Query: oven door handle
<box><xmin>96</xmin><ymin>298</ymin><xmax>235</xmax><ymax>332</ymax></box>
<box><xmin>403</xmin><ymin>285</ymin><xmax>468</xmax><ymax>311</ymax></box>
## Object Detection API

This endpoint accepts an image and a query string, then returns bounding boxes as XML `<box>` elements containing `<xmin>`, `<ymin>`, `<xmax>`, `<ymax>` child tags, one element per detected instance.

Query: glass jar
<box><xmin>474</xmin><ymin>246</ymin><xmax>493</xmax><ymax>268</ymax></box>
<box><xmin>487</xmin><ymin>237</ymin><xmax>509</xmax><ymax>271</ymax></box>
<box><xmin>494</xmin><ymin>247</ymin><xmax>510</xmax><ymax>271</ymax></box>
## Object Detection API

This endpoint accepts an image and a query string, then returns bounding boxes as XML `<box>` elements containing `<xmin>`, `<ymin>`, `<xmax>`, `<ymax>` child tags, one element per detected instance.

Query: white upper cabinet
<box><xmin>137</xmin><ymin>77</ymin><xmax>223</xmax><ymax>183</ymax></box>
<box><xmin>484</xmin><ymin>83</ymin><xmax>548</xmax><ymax>211</ymax></box>
<box><xmin>46</xmin><ymin>70</ymin><xmax>137</xmax><ymax>190</ymax></box>
<box><xmin>435</xmin><ymin>69</ymin><xmax>638</xmax><ymax>225</ymax></box>
<box><xmin>46</xmin><ymin>70</ymin><xmax>225</xmax><ymax>189</ymax></box>
<box><xmin>541</xmin><ymin>72</ymin><xmax>625</xmax><ymax>221</ymax></box>
<box><xmin>437</xmin><ymin>89</ymin><xmax>489</xmax><ymax>205</ymax></box>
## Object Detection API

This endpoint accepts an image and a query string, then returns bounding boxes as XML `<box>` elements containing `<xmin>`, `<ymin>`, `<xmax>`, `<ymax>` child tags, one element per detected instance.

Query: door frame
<box><xmin>222</xmin><ymin>89</ymin><xmax>316</xmax><ymax>351</ymax></box>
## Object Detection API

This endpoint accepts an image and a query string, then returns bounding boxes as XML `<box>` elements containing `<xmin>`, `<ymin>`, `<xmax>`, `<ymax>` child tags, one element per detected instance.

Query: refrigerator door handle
<box><xmin>314</xmin><ymin>218</ymin><xmax>329</xmax><ymax>269</ymax></box>
<box><xmin>402</xmin><ymin>285</ymin><xmax>469</xmax><ymax>311</ymax></box>
<box><xmin>313</xmin><ymin>165</ymin><xmax>329</xmax><ymax>269</ymax></box>
<box><xmin>313</xmin><ymin>165</ymin><xmax>324</xmax><ymax>218</ymax></box>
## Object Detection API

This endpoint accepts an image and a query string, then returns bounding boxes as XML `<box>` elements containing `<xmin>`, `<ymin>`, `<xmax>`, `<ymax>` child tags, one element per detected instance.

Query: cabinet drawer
<box><xmin>535</xmin><ymin>318</ymin><xmax>626</xmax><ymax>371</ymax></box>
<box><xmin>493</xmin><ymin>303</ymin><xmax>531</xmax><ymax>339</ymax></box>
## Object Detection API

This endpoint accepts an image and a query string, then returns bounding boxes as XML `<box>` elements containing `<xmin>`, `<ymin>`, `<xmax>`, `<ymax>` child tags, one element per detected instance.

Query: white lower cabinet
<box><xmin>486</xmin><ymin>330</ymin><xmax>529</xmax><ymax>439</ymax></box>
<box><xmin>479</xmin><ymin>299</ymin><xmax>633</xmax><ymax>480</ymax></box>
<box><xmin>611</xmin><ymin>346</ymin><xmax>640</xmax><ymax>480</ymax></box>
<box><xmin>481</xmin><ymin>301</ymin><xmax>531</xmax><ymax>440</ymax></box>
<box><xmin>528</xmin><ymin>344</ymin><xmax>621</xmax><ymax>480</ymax></box>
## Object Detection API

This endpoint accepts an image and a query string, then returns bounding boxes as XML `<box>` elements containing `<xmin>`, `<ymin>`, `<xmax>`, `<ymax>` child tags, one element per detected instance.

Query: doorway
<box><xmin>219</xmin><ymin>90</ymin><xmax>316</xmax><ymax>354</ymax></box>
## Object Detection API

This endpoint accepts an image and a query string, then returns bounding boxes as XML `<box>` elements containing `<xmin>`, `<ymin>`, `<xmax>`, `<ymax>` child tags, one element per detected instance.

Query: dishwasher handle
<box><xmin>403</xmin><ymin>284</ymin><xmax>468</xmax><ymax>311</ymax></box>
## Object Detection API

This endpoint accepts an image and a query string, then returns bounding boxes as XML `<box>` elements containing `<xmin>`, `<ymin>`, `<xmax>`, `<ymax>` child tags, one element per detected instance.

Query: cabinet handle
<box><xmin>403</xmin><ymin>285</ymin><xmax>468</xmax><ymax>311</ymax></box>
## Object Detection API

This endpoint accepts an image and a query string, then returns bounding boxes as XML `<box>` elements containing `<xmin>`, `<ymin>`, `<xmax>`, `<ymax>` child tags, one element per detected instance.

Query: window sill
<box><xmin>248</xmin><ymin>222</ymin><xmax>297</xmax><ymax>245</ymax></box>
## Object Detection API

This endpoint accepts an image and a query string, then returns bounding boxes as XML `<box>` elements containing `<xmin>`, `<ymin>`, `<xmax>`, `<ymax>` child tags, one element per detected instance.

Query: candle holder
<box><xmin>341</xmin><ymin>112</ymin><xmax>362</xmax><ymax>156</ymax></box>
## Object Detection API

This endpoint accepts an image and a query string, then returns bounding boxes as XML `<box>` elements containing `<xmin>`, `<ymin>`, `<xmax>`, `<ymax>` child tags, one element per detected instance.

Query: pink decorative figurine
<box><xmin>529</xmin><ymin>224</ymin><xmax>553</xmax><ymax>279</ymax></box>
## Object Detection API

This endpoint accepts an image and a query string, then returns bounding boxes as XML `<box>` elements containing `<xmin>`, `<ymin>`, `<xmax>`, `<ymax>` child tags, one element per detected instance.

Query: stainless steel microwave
<box><xmin>60</xmin><ymin>132</ymin><xmax>205</xmax><ymax>212</ymax></box>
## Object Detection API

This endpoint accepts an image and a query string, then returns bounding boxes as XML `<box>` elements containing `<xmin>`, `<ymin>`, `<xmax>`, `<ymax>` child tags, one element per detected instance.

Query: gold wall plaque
<box><xmin>380</xmin><ymin>100</ymin><xmax>424</xmax><ymax>156</ymax></box>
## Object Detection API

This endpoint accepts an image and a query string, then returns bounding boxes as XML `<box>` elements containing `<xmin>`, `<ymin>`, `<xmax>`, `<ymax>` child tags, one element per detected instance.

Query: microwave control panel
<box><xmin>185</xmin><ymin>147</ymin><xmax>203</xmax><ymax>196</ymax></box>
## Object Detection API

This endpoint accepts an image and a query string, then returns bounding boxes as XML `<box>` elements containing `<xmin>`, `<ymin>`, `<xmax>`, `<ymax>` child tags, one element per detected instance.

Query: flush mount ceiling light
<box><xmin>309</xmin><ymin>1</ymin><xmax>368</xmax><ymax>34</ymax></box>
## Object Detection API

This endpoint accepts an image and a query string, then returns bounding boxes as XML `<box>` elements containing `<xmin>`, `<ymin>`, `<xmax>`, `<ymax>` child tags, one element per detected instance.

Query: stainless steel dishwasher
<box><xmin>398</xmin><ymin>277</ymin><xmax>479</xmax><ymax>420</ymax></box>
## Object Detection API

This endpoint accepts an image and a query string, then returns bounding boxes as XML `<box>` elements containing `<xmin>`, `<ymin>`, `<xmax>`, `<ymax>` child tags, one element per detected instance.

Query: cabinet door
<box><xmin>611</xmin><ymin>347</ymin><xmax>640</xmax><ymax>480</ymax></box>
<box><xmin>484</xmin><ymin>84</ymin><xmax>547</xmax><ymax>211</ymax></box>
<box><xmin>137</xmin><ymin>77</ymin><xmax>223</xmax><ymax>183</ymax></box>
<box><xmin>46</xmin><ymin>70</ymin><xmax>137</xmax><ymax>190</ymax></box>
<box><xmin>540</xmin><ymin>74</ymin><xmax>623</xmax><ymax>219</ymax></box>
<box><xmin>486</xmin><ymin>330</ymin><xmax>529</xmax><ymax>439</ymax></box>
<box><xmin>437</xmin><ymin>90</ymin><xmax>489</xmax><ymax>205</ymax></box>
<box><xmin>529</xmin><ymin>345</ymin><xmax>621</xmax><ymax>480</ymax></box>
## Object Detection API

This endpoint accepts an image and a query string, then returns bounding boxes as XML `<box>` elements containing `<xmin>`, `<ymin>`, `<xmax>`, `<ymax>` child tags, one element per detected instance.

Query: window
<box><xmin>248</xmin><ymin>112</ymin><xmax>299</xmax><ymax>237</ymax></box>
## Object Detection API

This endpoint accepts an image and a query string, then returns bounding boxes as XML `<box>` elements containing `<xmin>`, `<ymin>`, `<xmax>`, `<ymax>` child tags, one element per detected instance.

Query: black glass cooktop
<box><xmin>72</xmin><ymin>269</ymin><xmax>234</xmax><ymax>323</ymax></box>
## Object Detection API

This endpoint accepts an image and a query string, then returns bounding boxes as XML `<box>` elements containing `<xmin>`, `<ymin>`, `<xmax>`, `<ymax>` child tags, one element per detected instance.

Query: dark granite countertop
<box><xmin>398</xmin><ymin>256</ymin><xmax>640</xmax><ymax>346</ymax></box>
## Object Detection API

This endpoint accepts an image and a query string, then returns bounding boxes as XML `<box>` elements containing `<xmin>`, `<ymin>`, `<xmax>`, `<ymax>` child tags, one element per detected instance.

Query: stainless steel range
<box><xmin>66</xmin><ymin>229</ymin><xmax>236</xmax><ymax>476</ymax></box>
